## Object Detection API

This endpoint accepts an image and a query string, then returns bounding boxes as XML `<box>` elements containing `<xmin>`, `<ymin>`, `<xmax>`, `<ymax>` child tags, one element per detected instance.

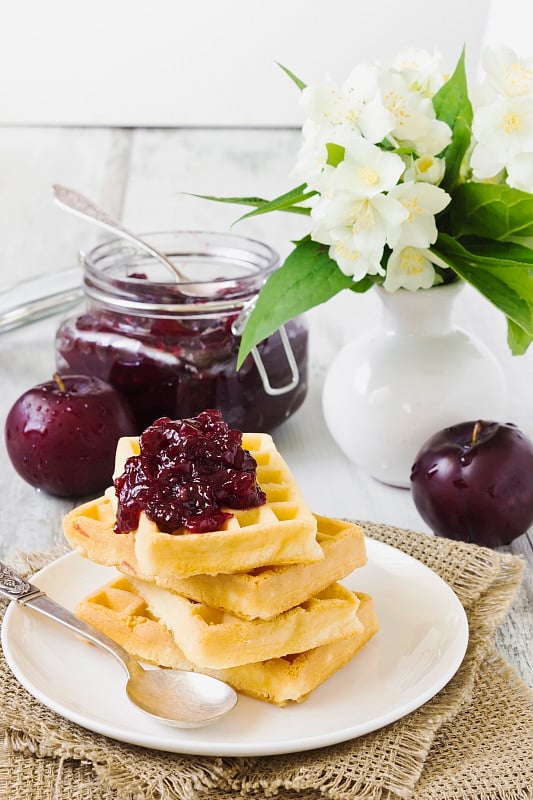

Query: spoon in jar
<box><xmin>52</xmin><ymin>184</ymin><xmax>190</xmax><ymax>282</ymax></box>
<box><xmin>0</xmin><ymin>561</ymin><xmax>238</xmax><ymax>727</ymax></box>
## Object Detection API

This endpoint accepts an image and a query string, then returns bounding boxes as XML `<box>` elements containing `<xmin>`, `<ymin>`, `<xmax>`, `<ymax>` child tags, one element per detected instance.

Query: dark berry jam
<box><xmin>114</xmin><ymin>410</ymin><xmax>266</xmax><ymax>534</ymax></box>
<box><xmin>56</xmin><ymin>309</ymin><xmax>308</xmax><ymax>433</ymax></box>
<box><xmin>55</xmin><ymin>231</ymin><xmax>308</xmax><ymax>433</ymax></box>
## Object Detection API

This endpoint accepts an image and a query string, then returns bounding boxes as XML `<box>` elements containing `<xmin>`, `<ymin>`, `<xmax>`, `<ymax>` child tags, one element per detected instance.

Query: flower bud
<box><xmin>405</xmin><ymin>155</ymin><xmax>446</xmax><ymax>185</ymax></box>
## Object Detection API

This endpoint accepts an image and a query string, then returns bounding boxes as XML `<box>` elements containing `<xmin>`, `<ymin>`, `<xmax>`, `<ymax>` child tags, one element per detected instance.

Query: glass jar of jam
<box><xmin>55</xmin><ymin>231</ymin><xmax>308</xmax><ymax>433</ymax></box>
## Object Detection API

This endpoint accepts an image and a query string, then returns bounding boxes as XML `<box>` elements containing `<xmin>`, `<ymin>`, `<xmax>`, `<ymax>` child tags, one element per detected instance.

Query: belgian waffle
<box><xmin>63</xmin><ymin>497</ymin><xmax>366</xmax><ymax>618</ymax></box>
<box><xmin>96</xmin><ymin>432</ymin><xmax>322</xmax><ymax>577</ymax></box>
<box><xmin>76</xmin><ymin>576</ymin><xmax>379</xmax><ymax>705</ymax></box>
<box><xmin>129</xmin><ymin>576</ymin><xmax>363</xmax><ymax>668</ymax></box>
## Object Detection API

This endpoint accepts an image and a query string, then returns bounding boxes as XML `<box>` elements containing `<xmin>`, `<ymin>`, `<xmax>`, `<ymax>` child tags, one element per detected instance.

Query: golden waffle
<box><xmin>63</xmin><ymin>497</ymin><xmax>366</xmax><ymax>618</ymax></box>
<box><xmin>129</xmin><ymin>575</ymin><xmax>363</xmax><ymax>668</ymax></box>
<box><xmin>76</xmin><ymin>576</ymin><xmax>379</xmax><ymax>705</ymax></box>
<box><xmin>101</xmin><ymin>433</ymin><xmax>322</xmax><ymax>577</ymax></box>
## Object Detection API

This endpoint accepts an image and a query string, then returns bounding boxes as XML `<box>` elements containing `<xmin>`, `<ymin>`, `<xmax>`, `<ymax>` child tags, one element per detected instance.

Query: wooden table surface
<box><xmin>0</xmin><ymin>126</ymin><xmax>531</xmax><ymax>687</ymax></box>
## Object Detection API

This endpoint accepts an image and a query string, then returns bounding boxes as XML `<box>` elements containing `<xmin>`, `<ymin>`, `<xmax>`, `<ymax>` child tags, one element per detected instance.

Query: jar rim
<box><xmin>83</xmin><ymin>230</ymin><xmax>280</xmax><ymax>315</ymax></box>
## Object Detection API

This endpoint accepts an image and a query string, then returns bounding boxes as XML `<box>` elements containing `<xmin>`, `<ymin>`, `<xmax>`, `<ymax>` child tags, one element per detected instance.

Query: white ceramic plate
<box><xmin>1</xmin><ymin>540</ymin><xmax>468</xmax><ymax>757</ymax></box>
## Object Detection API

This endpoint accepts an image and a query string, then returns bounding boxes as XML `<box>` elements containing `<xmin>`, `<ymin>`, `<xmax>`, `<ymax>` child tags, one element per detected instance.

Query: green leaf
<box><xmin>187</xmin><ymin>187</ymin><xmax>314</xmax><ymax>219</ymax></box>
<box><xmin>233</xmin><ymin>184</ymin><xmax>316</xmax><ymax>223</ymax></box>
<box><xmin>458</xmin><ymin>236</ymin><xmax>533</xmax><ymax>266</ymax></box>
<box><xmin>507</xmin><ymin>318</ymin><xmax>532</xmax><ymax>355</ymax></box>
<box><xmin>432</xmin><ymin>48</ymin><xmax>473</xmax><ymax>193</ymax></box>
<box><xmin>188</xmin><ymin>192</ymin><xmax>280</xmax><ymax>209</ymax></box>
<box><xmin>432</xmin><ymin>233</ymin><xmax>533</xmax><ymax>353</ymax></box>
<box><xmin>326</xmin><ymin>142</ymin><xmax>345</xmax><ymax>167</ymax></box>
<box><xmin>277</xmin><ymin>63</ymin><xmax>307</xmax><ymax>91</ymax></box>
<box><xmin>450</xmin><ymin>182</ymin><xmax>533</xmax><ymax>241</ymax></box>
<box><xmin>348</xmin><ymin>275</ymin><xmax>375</xmax><ymax>293</ymax></box>
<box><xmin>237</xmin><ymin>239</ymin><xmax>367</xmax><ymax>367</ymax></box>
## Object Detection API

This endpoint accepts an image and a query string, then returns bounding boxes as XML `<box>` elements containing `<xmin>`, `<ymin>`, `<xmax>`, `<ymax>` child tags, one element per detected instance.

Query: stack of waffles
<box><xmin>64</xmin><ymin>432</ymin><xmax>379</xmax><ymax>706</ymax></box>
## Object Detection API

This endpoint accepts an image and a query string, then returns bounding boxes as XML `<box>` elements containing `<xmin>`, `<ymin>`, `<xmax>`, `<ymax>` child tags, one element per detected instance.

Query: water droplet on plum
<box><xmin>452</xmin><ymin>478</ymin><xmax>468</xmax><ymax>490</ymax></box>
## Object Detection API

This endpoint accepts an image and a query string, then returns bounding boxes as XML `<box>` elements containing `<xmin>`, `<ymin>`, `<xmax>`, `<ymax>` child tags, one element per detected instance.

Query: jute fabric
<box><xmin>0</xmin><ymin>522</ymin><xmax>531</xmax><ymax>800</ymax></box>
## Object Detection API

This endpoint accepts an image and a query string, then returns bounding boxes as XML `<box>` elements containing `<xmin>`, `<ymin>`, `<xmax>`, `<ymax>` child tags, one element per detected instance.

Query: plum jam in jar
<box><xmin>55</xmin><ymin>231</ymin><xmax>308</xmax><ymax>433</ymax></box>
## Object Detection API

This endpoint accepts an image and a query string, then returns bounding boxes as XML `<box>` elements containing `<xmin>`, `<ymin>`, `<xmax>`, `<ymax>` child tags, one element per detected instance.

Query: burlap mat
<box><xmin>0</xmin><ymin>522</ymin><xmax>531</xmax><ymax>800</ymax></box>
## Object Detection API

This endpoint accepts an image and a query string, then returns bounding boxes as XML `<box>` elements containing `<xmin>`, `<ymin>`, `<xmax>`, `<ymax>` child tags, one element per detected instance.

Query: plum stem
<box><xmin>53</xmin><ymin>373</ymin><xmax>66</xmax><ymax>393</ymax></box>
<box><xmin>471</xmin><ymin>420</ymin><xmax>482</xmax><ymax>446</ymax></box>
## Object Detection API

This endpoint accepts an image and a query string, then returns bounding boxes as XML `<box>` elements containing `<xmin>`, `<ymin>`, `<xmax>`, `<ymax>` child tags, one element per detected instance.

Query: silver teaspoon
<box><xmin>52</xmin><ymin>184</ymin><xmax>189</xmax><ymax>282</ymax></box>
<box><xmin>0</xmin><ymin>562</ymin><xmax>237</xmax><ymax>728</ymax></box>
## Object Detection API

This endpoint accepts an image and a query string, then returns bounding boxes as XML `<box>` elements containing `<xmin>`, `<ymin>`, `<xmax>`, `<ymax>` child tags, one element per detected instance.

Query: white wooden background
<box><xmin>0</xmin><ymin>0</ymin><xmax>494</xmax><ymax>126</ymax></box>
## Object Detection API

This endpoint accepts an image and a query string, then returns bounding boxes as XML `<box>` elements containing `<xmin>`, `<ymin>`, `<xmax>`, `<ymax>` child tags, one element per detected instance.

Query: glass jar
<box><xmin>55</xmin><ymin>231</ymin><xmax>308</xmax><ymax>433</ymax></box>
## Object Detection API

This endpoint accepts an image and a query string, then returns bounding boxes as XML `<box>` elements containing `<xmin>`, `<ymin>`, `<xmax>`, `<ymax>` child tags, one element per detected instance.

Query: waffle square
<box><xmin>63</xmin><ymin>498</ymin><xmax>366</xmax><ymax>619</ymax></box>
<box><xmin>76</xmin><ymin>576</ymin><xmax>379</xmax><ymax>705</ymax></box>
<box><xmin>103</xmin><ymin>433</ymin><xmax>322</xmax><ymax>577</ymax></box>
<box><xmin>129</xmin><ymin>576</ymin><xmax>363</xmax><ymax>668</ymax></box>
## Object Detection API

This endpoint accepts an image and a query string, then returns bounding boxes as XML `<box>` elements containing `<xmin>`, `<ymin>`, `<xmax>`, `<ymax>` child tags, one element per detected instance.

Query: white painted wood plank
<box><xmin>0</xmin><ymin>127</ymin><xmax>131</xmax><ymax>284</ymax></box>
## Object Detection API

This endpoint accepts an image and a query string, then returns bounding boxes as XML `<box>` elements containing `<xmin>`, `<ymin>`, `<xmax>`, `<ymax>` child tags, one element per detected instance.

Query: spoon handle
<box><xmin>52</xmin><ymin>184</ymin><xmax>124</xmax><ymax>231</ymax></box>
<box><xmin>0</xmin><ymin>561</ymin><xmax>137</xmax><ymax>677</ymax></box>
<box><xmin>52</xmin><ymin>184</ymin><xmax>186</xmax><ymax>281</ymax></box>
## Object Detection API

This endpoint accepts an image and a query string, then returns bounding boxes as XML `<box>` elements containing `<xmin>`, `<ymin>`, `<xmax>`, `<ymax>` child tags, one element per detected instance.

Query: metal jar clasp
<box><xmin>231</xmin><ymin>300</ymin><xmax>300</xmax><ymax>396</ymax></box>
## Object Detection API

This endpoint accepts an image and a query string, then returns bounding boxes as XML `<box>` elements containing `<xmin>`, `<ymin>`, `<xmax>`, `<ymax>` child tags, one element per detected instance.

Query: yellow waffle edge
<box><xmin>63</xmin><ymin>496</ymin><xmax>366</xmax><ymax>619</ymax></box>
<box><xmin>76</xmin><ymin>576</ymin><xmax>379</xmax><ymax>706</ymax></box>
<box><xmin>129</xmin><ymin>576</ymin><xmax>363</xmax><ymax>668</ymax></box>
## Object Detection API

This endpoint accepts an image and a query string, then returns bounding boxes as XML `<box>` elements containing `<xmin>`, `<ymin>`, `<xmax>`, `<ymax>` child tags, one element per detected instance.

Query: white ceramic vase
<box><xmin>322</xmin><ymin>282</ymin><xmax>507</xmax><ymax>488</ymax></box>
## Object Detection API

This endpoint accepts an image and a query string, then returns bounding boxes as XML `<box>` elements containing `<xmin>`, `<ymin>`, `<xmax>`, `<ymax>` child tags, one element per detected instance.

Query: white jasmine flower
<box><xmin>403</xmin><ymin>154</ymin><xmax>446</xmax><ymax>185</ymax></box>
<box><xmin>342</xmin><ymin>63</ymin><xmax>396</xmax><ymax>142</ymax></box>
<box><xmin>311</xmin><ymin>197</ymin><xmax>388</xmax><ymax>280</ymax></box>
<box><xmin>379</xmin><ymin>70</ymin><xmax>452</xmax><ymax>155</ymax></box>
<box><xmin>471</xmin><ymin>95</ymin><xmax>533</xmax><ymax>179</ymax></box>
<box><xmin>310</xmin><ymin>141</ymin><xmax>407</xmax><ymax>281</ymax></box>
<box><xmin>383</xmin><ymin>247</ymin><xmax>446</xmax><ymax>291</ymax></box>
<box><xmin>386</xmin><ymin>182</ymin><xmax>451</xmax><ymax>249</ymax></box>
<box><xmin>292</xmin><ymin>120</ymin><xmax>341</xmax><ymax>191</ymax></box>
<box><xmin>416</xmin><ymin>118</ymin><xmax>452</xmax><ymax>158</ymax></box>
<box><xmin>391</xmin><ymin>48</ymin><xmax>447</xmax><ymax>96</ymax></box>
<box><xmin>311</xmin><ymin>192</ymin><xmax>404</xmax><ymax>280</ymax></box>
<box><xmin>312</xmin><ymin>190</ymin><xmax>407</xmax><ymax>258</ymax></box>
<box><xmin>506</xmin><ymin>151</ymin><xmax>533</xmax><ymax>192</ymax></box>
<box><xmin>332</xmin><ymin>137</ymin><xmax>405</xmax><ymax>196</ymax></box>
<box><xmin>300</xmin><ymin>66</ymin><xmax>395</xmax><ymax>144</ymax></box>
<box><xmin>482</xmin><ymin>45</ymin><xmax>533</xmax><ymax>98</ymax></box>
<box><xmin>325</xmin><ymin>232</ymin><xmax>385</xmax><ymax>281</ymax></box>
<box><xmin>293</xmin><ymin>68</ymin><xmax>395</xmax><ymax>190</ymax></box>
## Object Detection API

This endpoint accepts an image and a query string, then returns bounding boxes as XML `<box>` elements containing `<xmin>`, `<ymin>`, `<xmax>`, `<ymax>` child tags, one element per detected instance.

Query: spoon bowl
<box><xmin>126</xmin><ymin>666</ymin><xmax>237</xmax><ymax>728</ymax></box>
<box><xmin>0</xmin><ymin>561</ymin><xmax>238</xmax><ymax>728</ymax></box>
